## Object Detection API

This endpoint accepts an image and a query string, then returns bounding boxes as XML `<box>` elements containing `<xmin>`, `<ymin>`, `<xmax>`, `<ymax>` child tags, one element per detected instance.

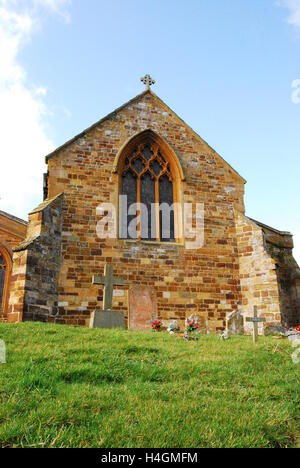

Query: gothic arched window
<box><xmin>119</xmin><ymin>137</ymin><xmax>182</xmax><ymax>242</ymax></box>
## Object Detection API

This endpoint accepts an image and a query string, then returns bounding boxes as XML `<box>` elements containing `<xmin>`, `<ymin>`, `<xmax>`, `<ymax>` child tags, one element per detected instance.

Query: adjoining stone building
<box><xmin>0</xmin><ymin>211</ymin><xmax>27</xmax><ymax>321</ymax></box>
<box><xmin>6</xmin><ymin>86</ymin><xmax>300</xmax><ymax>331</ymax></box>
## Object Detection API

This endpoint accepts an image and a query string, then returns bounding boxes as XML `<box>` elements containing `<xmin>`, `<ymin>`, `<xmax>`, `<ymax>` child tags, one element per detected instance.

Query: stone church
<box><xmin>0</xmin><ymin>211</ymin><xmax>27</xmax><ymax>321</ymax></box>
<box><xmin>2</xmin><ymin>80</ymin><xmax>300</xmax><ymax>332</ymax></box>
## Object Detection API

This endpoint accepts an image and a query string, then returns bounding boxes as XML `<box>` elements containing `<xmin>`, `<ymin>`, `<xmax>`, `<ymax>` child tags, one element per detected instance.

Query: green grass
<box><xmin>0</xmin><ymin>323</ymin><xmax>299</xmax><ymax>448</ymax></box>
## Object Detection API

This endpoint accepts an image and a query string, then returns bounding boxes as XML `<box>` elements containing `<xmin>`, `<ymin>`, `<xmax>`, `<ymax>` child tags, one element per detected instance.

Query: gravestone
<box><xmin>246</xmin><ymin>306</ymin><xmax>266</xmax><ymax>344</ymax></box>
<box><xmin>226</xmin><ymin>311</ymin><xmax>244</xmax><ymax>335</ymax></box>
<box><xmin>287</xmin><ymin>329</ymin><xmax>300</xmax><ymax>342</ymax></box>
<box><xmin>93</xmin><ymin>264</ymin><xmax>124</xmax><ymax>311</ymax></box>
<box><xmin>89</xmin><ymin>310</ymin><xmax>125</xmax><ymax>329</ymax></box>
<box><xmin>220</xmin><ymin>331</ymin><xmax>230</xmax><ymax>341</ymax></box>
<box><xmin>264</xmin><ymin>325</ymin><xmax>287</xmax><ymax>337</ymax></box>
<box><xmin>129</xmin><ymin>286</ymin><xmax>157</xmax><ymax>331</ymax></box>
<box><xmin>91</xmin><ymin>264</ymin><xmax>125</xmax><ymax>329</ymax></box>
<box><xmin>0</xmin><ymin>339</ymin><xmax>6</xmax><ymax>364</ymax></box>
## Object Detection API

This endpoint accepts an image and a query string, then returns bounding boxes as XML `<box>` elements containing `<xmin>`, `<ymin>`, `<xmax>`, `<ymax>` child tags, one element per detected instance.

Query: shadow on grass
<box><xmin>59</xmin><ymin>369</ymin><xmax>125</xmax><ymax>385</ymax></box>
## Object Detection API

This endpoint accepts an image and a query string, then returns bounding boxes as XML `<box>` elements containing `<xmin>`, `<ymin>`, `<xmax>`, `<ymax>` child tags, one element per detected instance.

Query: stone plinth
<box><xmin>90</xmin><ymin>310</ymin><xmax>125</xmax><ymax>329</ymax></box>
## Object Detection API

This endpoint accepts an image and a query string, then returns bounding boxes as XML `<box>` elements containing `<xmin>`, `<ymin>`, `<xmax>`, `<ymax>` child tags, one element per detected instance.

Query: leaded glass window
<box><xmin>120</xmin><ymin>143</ymin><xmax>175</xmax><ymax>242</ymax></box>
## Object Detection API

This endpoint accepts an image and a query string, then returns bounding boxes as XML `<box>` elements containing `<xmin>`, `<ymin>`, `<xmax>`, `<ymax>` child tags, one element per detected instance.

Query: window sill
<box><xmin>118</xmin><ymin>239</ymin><xmax>184</xmax><ymax>248</ymax></box>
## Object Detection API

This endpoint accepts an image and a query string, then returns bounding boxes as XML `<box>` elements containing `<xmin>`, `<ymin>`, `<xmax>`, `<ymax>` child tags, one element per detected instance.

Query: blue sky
<box><xmin>0</xmin><ymin>0</ymin><xmax>299</xmax><ymax>261</ymax></box>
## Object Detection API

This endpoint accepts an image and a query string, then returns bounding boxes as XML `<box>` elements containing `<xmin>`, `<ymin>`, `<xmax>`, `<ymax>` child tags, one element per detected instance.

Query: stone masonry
<box><xmin>0</xmin><ymin>211</ymin><xmax>27</xmax><ymax>319</ymax></box>
<box><xmin>8</xmin><ymin>195</ymin><xmax>63</xmax><ymax>323</ymax></box>
<box><xmin>7</xmin><ymin>90</ymin><xmax>300</xmax><ymax>332</ymax></box>
<box><xmin>0</xmin><ymin>211</ymin><xmax>27</xmax><ymax>253</ymax></box>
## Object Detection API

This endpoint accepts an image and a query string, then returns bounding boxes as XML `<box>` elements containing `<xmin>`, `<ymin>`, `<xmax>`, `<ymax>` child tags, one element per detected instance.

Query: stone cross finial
<box><xmin>141</xmin><ymin>74</ymin><xmax>155</xmax><ymax>90</ymax></box>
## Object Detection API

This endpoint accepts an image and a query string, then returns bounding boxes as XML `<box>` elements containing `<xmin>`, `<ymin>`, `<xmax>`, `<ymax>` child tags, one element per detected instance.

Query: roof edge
<box><xmin>248</xmin><ymin>217</ymin><xmax>293</xmax><ymax>237</ymax></box>
<box><xmin>45</xmin><ymin>90</ymin><xmax>150</xmax><ymax>163</ymax></box>
<box><xmin>29</xmin><ymin>193</ymin><xmax>64</xmax><ymax>215</ymax></box>
<box><xmin>149</xmin><ymin>91</ymin><xmax>246</xmax><ymax>184</ymax></box>
<box><xmin>0</xmin><ymin>210</ymin><xmax>28</xmax><ymax>226</ymax></box>
<box><xmin>44</xmin><ymin>88</ymin><xmax>246</xmax><ymax>184</ymax></box>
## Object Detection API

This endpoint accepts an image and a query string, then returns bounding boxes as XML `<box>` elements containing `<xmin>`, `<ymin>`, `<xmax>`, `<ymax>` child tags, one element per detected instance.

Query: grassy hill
<box><xmin>0</xmin><ymin>323</ymin><xmax>299</xmax><ymax>448</ymax></box>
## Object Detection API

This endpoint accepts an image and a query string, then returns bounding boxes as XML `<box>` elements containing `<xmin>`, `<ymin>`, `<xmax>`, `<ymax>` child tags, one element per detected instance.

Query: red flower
<box><xmin>152</xmin><ymin>320</ymin><xmax>161</xmax><ymax>331</ymax></box>
<box><xmin>296</xmin><ymin>326</ymin><xmax>300</xmax><ymax>332</ymax></box>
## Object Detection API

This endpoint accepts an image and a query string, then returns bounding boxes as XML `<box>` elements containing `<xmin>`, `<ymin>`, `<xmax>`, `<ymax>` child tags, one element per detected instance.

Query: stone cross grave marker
<box><xmin>91</xmin><ymin>265</ymin><xmax>125</xmax><ymax>329</ymax></box>
<box><xmin>93</xmin><ymin>264</ymin><xmax>124</xmax><ymax>311</ymax></box>
<box><xmin>246</xmin><ymin>306</ymin><xmax>266</xmax><ymax>344</ymax></box>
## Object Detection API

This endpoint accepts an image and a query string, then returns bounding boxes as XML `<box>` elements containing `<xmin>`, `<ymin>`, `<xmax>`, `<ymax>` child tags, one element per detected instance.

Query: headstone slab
<box><xmin>264</xmin><ymin>325</ymin><xmax>287</xmax><ymax>337</ymax></box>
<box><xmin>129</xmin><ymin>286</ymin><xmax>157</xmax><ymax>331</ymax></box>
<box><xmin>0</xmin><ymin>339</ymin><xmax>6</xmax><ymax>364</ymax></box>
<box><xmin>90</xmin><ymin>310</ymin><xmax>125</xmax><ymax>329</ymax></box>
<box><xmin>226</xmin><ymin>311</ymin><xmax>244</xmax><ymax>335</ymax></box>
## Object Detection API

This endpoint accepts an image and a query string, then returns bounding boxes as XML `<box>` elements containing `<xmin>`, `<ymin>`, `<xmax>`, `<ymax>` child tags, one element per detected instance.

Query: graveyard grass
<box><xmin>0</xmin><ymin>324</ymin><xmax>299</xmax><ymax>448</ymax></box>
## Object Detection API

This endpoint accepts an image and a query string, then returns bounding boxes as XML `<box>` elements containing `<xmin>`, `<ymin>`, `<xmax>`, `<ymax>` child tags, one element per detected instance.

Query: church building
<box><xmin>0</xmin><ymin>211</ymin><xmax>27</xmax><ymax>321</ymax></box>
<box><xmin>6</xmin><ymin>78</ymin><xmax>300</xmax><ymax>332</ymax></box>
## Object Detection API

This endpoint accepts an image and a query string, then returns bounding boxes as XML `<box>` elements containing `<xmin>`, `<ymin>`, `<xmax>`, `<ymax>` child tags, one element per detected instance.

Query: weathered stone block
<box><xmin>89</xmin><ymin>310</ymin><xmax>125</xmax><ymax>329</ymax></box>
<box><xmin>226</xmin><ymin>311</ymin><xmax>244</xmax><ymax>335</ymax></box>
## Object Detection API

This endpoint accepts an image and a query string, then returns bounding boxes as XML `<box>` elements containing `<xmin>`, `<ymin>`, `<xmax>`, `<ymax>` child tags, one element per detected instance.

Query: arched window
<box><xmin>0</xmin><ymin>247</ymin><xmax>12</xmax><ymax>317</ymax></box>
<box><xmin>117</xmin><ymin>134</ymin><xmax>183</xmax><ymax>243</ymax></box>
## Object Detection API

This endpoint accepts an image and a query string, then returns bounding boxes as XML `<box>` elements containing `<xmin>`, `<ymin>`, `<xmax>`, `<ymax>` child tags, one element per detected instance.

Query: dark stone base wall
<box><xmin>263</xmin><ymin>225</ymin><xmax>300</xmax><ymax>328</ymax></box>
<box><xmin>8</xmin><ymin>195</ymin><xmax>63</xmax><ymax>323</ymax></box>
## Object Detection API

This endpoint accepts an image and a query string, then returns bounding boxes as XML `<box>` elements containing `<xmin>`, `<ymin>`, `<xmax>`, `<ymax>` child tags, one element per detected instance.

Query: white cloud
<box><xmin>35</xmin><ymin>86</ymin><xmax>48</xmax><ymax>96</ymax></box>
<box><xmin>34</xmin><ymin>0</ymin><xmax>71</xmax><ymax>23</ymax></box>
<box><xmin>278</xmin><ymin>0</ymin><xmax>300</xmax><ymax>26</ymax></box>
<box><xmin>0</xmin><ymin>0</ymin><xmax>71</xmax><ymax>219</ymax></box>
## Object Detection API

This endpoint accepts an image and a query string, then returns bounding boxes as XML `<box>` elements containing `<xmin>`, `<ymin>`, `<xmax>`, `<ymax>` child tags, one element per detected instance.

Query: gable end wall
<box><xmin>43</xmin><ymin>93</ymin><xmax>245</xmax><ymax>330</ymax></box>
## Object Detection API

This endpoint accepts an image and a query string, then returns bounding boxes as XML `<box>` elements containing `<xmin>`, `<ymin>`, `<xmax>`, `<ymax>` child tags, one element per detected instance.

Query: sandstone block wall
<box><xmin>258</xmin><ymin>222</ymin><xmax>300</xmax><ymax>327</ymax></box>
<box><xmin>44</xmin><ymin>91</ymin><xmax>245</xmax><ymax>330</ymax></box>
<box><xmin>7</xmin><ymin>250</ymin><xmax>28</xmax><ymax>323</ymax></box>
<box><xmin>0</xmin><ymin>211</ymin><xmax>27</xmax><ymax>319</ymax></box>
<box><xmin>0</xmin><ymin>211</ymin><xmax>27</xmax><ymax>253</ymax></box>
<box><xmin>235</xmin><ymin>212</ymin><xmax>300</xmax><ymax>332</ymax></box>
<box><xmin>8</xmin><ymin>195</ymin><xmax>63</xmax><ymax>323</ymax></box>
<box><xmin>7</xmin><ymin>91</ymin><xmax>299</xmax><ymax>331</ymax></box>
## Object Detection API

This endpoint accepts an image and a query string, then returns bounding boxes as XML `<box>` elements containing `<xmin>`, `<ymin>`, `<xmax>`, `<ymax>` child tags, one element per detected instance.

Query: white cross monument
<box><xmin>246</xmin><ymin>306</ymin><xmax>266</xmax><ymax>344</ymax></box>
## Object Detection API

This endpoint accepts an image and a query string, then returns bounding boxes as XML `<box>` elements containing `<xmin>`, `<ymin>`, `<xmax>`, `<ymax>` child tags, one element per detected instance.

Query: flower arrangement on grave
<box><xmin>152</xmin><ymin>320</ymin><xmax>162</xmax><ymax>332</ymax></box>
<box><xmin>219</xmin><ymin>330</ymin><xmax>230</xmax><ymax>341</ymax></box>
<box><xmin>167</xmin><ymin>320</ymin><xmax>180</xmax><ymax>336</ymax></box>
<box><xmin>184</xmin><ymin>316</ymin><xmax>200</xmax><ymax>341</ymax></box>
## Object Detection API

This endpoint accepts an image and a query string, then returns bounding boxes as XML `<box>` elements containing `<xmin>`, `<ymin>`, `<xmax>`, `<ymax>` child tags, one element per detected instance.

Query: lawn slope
<box><xmin>0</xmin><ymin>323</ymin><xmax>299</xmax><ymax>448</ymax></box>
